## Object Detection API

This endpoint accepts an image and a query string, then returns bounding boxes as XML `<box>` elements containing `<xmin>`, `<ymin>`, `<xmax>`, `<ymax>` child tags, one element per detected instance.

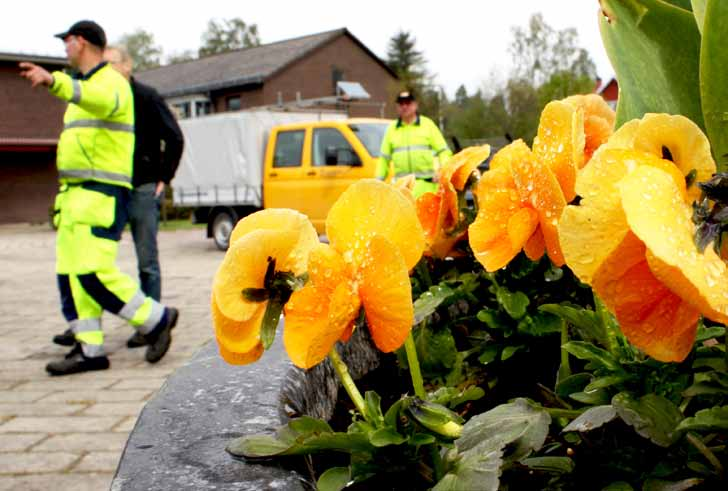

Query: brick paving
<box><xmin>0</xmin><ymin>224</ymin><xmax>222</xmax><ymax>490</ymax></box>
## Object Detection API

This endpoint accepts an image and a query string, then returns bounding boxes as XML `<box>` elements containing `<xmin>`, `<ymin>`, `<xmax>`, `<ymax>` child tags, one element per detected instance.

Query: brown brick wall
<box><xmin>212</xmin><ymin>85</ymin><xmax>265</xmax><ymax>113</ymax></box>
<box><xmin>0</xmin><ymin>62</ymin><xmax>65</xmax><ymax>140</ymax></box>
<box><xmin>0</xmin><ymin>151</ymin><xmax>58</xmax><ymax>224</ymax></box>
<box><xmin>263</xmin><ymin>35</ymin><xmax>398</xmax><ymax>118</ymax></box>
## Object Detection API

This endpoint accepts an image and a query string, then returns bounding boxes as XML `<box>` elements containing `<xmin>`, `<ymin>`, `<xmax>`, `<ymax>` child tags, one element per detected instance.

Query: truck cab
<box><xmin>263</xmin><ymin>118</ymin><xmax>389</xmax><ymax>234</ymax></box>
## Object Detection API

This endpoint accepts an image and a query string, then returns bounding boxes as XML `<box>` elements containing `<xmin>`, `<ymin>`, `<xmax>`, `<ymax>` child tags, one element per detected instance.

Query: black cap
<box><xmin>55</xmin><ymin>20</ymin><xmax>107</xmax><ymax>48</ymax></box>
<box><xmin>395</xmin><ymin>90</ymin><xmax>416</xmax><ymax>103</ymax></box>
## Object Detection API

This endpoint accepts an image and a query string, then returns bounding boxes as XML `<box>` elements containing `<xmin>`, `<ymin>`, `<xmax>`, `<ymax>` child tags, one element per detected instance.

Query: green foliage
<box><xmin>116</xmin><ymin>29</ymin><xmax>162</xmax><ymax>71</ymax></box>
<box><xmin>199</xmin><ymin>17</ymin><xmax>260</xmax><ymax>57</ymax></box>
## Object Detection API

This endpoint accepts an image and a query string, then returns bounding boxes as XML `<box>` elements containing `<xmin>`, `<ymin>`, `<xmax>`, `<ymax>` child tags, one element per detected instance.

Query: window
<box><xmin>313</xmin><ymin>128</ymin><xmax>360</xmax><ymax>167</ymax></box>
<box><xmin>227</xmin><ymin>96</ymin><xmax>241</xmax><ymax>112</ymax></box>
<box><xmin>348</xmin><ymin>123</ymin><xmax>388</xmax><ymax>158</ymax></box>
<box><xmin>195</xmin><ymin>100</ymin><xmax>212</xmax><ymax>117</ymax></box>
<box><xmin>273</xmin><ymin>130</ymin><xmax>305</xmax><ymax>168</ymax></box>
<box><xmin>173</xmin><ymin>102</ymin><xmax>191</xmax><ymax>119</ymax></box>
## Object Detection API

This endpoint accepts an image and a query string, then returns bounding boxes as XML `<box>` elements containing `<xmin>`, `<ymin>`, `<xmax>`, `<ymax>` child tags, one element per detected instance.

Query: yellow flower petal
<box><xmin>442</xmin><ymin>145</ymin><xmax>490</xmax><ymax>191</ymax></box>
<box><xmin>619</xmin><ymin>165</ymin><xmax>728</xmax><ymax>323</ymax></box>
<box><xmin>211</xmin><ymin>292</ymin><xmax>266</xmax><ymax>364</ymax></box>
<box><xmin>563</xmin><ymin>94</ymin><xmax>615</xmax><ymax>163</ymax></box>
<box><xmin>532</xmin><ymin>100</ymin><xmax>585</xmax><ymax>202</ymax></box>
<box><xmin>326</xmin><ymin>179</ymin><xmax>425</xmax><ymax>270</ymax></box>
<box><xmin>592</xmin><ymin>232</ymin><xmax>700</xmax><ymax>362</ymax></box>
<box><xmin>358</xmin><ymin>235</ymin><xmax>414</xmax><ymax>352</ymax></box>
<box><xmin>212</xmin><ymin>228</ymin><xmax>298</xmax><ymax>321</ymax></box>
<box><xmin>632</xmin><ymin>114</ymin><xmax>715</xmax><ymax>201</ymax></box>
<box><xmin>229</xmin><ymin>208</ymin><xmax>319</xmax><ymax>275</ymax></box>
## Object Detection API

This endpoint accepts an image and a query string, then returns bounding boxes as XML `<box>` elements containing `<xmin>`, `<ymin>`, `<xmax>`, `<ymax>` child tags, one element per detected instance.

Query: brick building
<box><xmin>137</xmin><ymin>28</ymin><xmax>399</xmax><ymax>119</ymax></box>
<box><xmin>0</xmin><ymin>52</ymin><xmax>66</xmax><ymax>224</ymax></box>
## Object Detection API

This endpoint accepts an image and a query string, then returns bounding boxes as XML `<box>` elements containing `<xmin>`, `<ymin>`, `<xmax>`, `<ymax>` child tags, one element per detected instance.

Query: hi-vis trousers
<box><xmin>54</xmin><ymin>182</ymin><xmax>166</xmax><ymax>358</ymax></box>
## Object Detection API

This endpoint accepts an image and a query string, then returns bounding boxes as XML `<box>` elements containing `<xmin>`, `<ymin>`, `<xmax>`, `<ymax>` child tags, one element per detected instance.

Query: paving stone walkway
<box><xmin>0</xmin><ymin>223</ymin><xmax>223</xmax><ymax>490</ymax></box>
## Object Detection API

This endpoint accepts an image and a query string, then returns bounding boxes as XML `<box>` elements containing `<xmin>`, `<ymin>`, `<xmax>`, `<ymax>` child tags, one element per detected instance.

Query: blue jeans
<box><xmin>129</xmin><ymin>183</ymin><xmax>161</xmax><ymax>301</ymax></box>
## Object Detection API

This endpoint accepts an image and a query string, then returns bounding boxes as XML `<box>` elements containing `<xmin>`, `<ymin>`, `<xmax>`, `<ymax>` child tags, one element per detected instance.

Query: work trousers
<box><xmin>55</xmin><ymin>182</ymin><xmax>166</xmax><ymax>358</ymax></box>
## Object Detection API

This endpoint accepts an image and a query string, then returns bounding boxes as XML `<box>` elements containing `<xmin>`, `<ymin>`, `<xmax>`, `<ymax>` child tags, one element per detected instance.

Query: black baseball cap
<box><xmin>55</xmin><ymin>20</ymin><xmax>107</xmax><ymax>48</ymax></box>
<box><xmin>395</xmin><ymin>90</ymin><xmax>416</xmax><ymax>104</ymax></box>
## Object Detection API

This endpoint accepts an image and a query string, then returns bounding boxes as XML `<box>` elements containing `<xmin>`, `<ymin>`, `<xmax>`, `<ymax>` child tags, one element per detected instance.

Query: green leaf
<box><xmin>555</xmin><ymin>373</ymin><xmax>593</xmax><ymax>397</ymax></box>
<box><xmin>478</xmin><ymin>345</ymin><xmax>500</xmax><ymax>365</ymax></box>
<box><xmin>226</xmin><ymin>416</ymin><xmax>373</xmax><ymax>458</ymax></box>
<box><xmin>562</xmin><ymin>341</ymin><xmax>623</xmax><ymax>372</ymax></box>
<box><xmin>692</xmin><ymin>356</ymin><xmax>727</xmax><ymax>371</ymax></box>
<box><xmin>695</xmin><ymin>325</ymin><xmax>726</xmax><ymax>342</ymax></box>
<box><xmin>562</xmin><ymin>405</ymin><xmax>618</xmax><ymax>433</ymax></box>
<box><xmin>495</xmin><ymin>287</ymin><xmax>529</xmax><ymax>319</ymax></box>
<box><xmin>642</xmin><ymin>478</ymin><xmax>704</xmax><ymax>491</ymax></box>
<box><xmin>682</xmin><ymin>382</ymin><xmax>728</xmax><ymax>397</ymax></box>
<box><xmin>413</xmin><ymin>284</ymin><xmax>455</xmax><ymax>324</ymax></box>
<box><xmin>433</xmin><ymin>448</ymin><xmax>502</xmax><ymax>491</ymax></box>
<box><xmin>691</xmin><ymin>0</ymin><xmax>706</xmax><ymax>33</ymax></box>
<box><xmin>539</xmin><ymin>304</ymin><xmax>609</xmax><ymax>349</ymax></box>
<box><xmin>517</xmin><ymin>311</ymin><xmax>564</xmax><ymax>337</ymax></box>
<box><xmin>612</xmin><ymin>392</ymin><xmax>683</xmax><ymax>447</ymax></box>
<box><xmin>415</xmin><ymin>326</ymin><xmax>458</xmax><ymax>376</ymax></box>
<box><xmin>383</xmin><ymin>398</ymin><xmax>405</xmax><ymax>428</ymax></box>
<box><xmin>409</xmin><ymin>433</ymin><xmax>437</xmax><ymax>445</ymax></box>
<box><xmin>260</xmin><ymin>299</ymin><xmax>283</xmax><ymax>349</ymax></box>
<box><xmin>501</xmin><ymin>345</ymin><xmax>525</xmax><ymax>361</ymax></box>
<box><xmin>428</xmin><ymin>386</ymin><xmax>486</xmax><ymax>409</ymax></box>
<box><xmin>600</xmin><ymin>0</ymin><xmax>704</xmax><ymax>129</ymax></box>
<box><xmin>520</xmin><ymin>456</ymin><xmax>575</xmax><ymax>474</ymax></box>
<box><xmin>476</xmin><ymin>309</ymin><xmax>509</xmax><ymax>330</ymax></box>
<box><xmin>317</xmin><ymin>467</ymin><xmax>351</xmax><ymax>491</ymax></box>
<box><xmin>369</xmin><ymin>427</ymin><xmax>407</xmax><ymax>447</ymax></box>
<box><xmin>569</xmin><ymin>389</ymin><xmax>612</xmax><ymax>406</ymax></box>
<box><xmin>676</xmin><ymin>405</ymin><xmax>728</xmax><ymax>432</ymax></box>
<box><xmin>585</xmin><ymin>374</ymin><xmax>632</xmax><ymax>392</ymax></box>
<box><xmin>456</xmin><ymin>398</ymin><xmax>550</xmax><ymax>461</ymax></box>
<box><xmin>700</xmin><ymin>0</ymin><xmax>728</xmax><ymax>170</ymax></box>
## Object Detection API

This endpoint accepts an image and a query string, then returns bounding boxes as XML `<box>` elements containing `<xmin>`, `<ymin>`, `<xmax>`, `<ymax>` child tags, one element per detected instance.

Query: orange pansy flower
<box><xmin>559</xmin><ymin>114</ymin><xmax>728</xmax><ymax>362</ymax></box>
<box><xmin>468</xmin><ymin>140</ymin><xmax>565</xmax><ymax>271</ymax></box>
<box><xmin>211</xmin><ymin>209</ymin><xmax>319</xmax><ymax>365</ymax></box>
<box><xmin>415</xmin><ymin>145</ymin><xmax>490</xmax><ymax>258</ymax></box>
<box><xmin>283</xmin><ymin>179</ymin><xmax>425</xmax><ymax>369</ymax></box>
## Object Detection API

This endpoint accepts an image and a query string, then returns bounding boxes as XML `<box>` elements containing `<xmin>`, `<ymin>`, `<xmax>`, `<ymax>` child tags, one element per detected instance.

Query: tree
<box><xmin>116</xmin><ymin>29</ymin><xmax>162</xmax><ymax>71</ymax></box>
<box><xmin>386</xmin><ymin>30</ymin><xmax>427</xmax><ymax>88</ymax></box>
<box><xmin>166</xmin><ymin>50</ymin><xmax>196</xmax><ymax>65</ymax></box>
<box><xmin>199</xmin><ymin>18</ymin><xmax>260</xmax><ymax>57</ymax></box>
<box><xmin>509</xmin><ymin>13</ymin><xmax>596</xmax><ymax>87</ymax></box>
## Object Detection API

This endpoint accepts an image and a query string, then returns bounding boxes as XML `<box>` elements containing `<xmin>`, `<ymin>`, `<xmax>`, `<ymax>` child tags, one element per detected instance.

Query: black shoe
<box><xmin>46</xmin><ymin>344</ymin><xmax>110</xmax><ymax>376</ymax></box>
<box><xmin>145</xmin><ymin>307</ymin><xmax>178</xmax><ymax>363</ymax></box>
<box><xmin>52</xmin><ymin>328</ymin><xmax>75</xmax><ymax>347</ymax></box>
<box><xmin>126</xmin><ymin>330</ymin><xmax>147</xmax><ymax>348</ymax></box>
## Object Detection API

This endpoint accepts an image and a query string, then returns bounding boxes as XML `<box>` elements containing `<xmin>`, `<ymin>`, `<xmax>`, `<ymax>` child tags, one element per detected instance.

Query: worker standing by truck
<box><xmin>376</xmin><ymin>90</ymin><xmax>452</xmax><ymax>197</ymax></box>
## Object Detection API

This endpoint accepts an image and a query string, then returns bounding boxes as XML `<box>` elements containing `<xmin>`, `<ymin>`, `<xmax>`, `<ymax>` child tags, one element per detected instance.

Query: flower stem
<box><xmin>329</xmin><ymin>347</ymin><xmax>369</xmax><ymax>422</ymax></box>
<box><xmin>544</xmin><ymin>407</ymin><xmax>584</xmax><ymax>420</ymax></box>
<box><xmin>404</xmin><ymin>333</ymin><xmax>426</xmax><ymax>399</ymax></box>
<box><xmin>687</xmin><ymin>432</ymin><xmax>725</xmax><ymax>477</ymax></box>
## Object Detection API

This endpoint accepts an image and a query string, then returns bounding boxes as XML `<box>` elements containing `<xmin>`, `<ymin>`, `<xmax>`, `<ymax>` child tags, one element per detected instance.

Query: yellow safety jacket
<box><xmin>376</xmin><ymin>114</ymin><xmax>452</xmax><ymax>192</ymax></box>
<box><xmin>49</xmin><ymin>62</ymin><xmax>135</xmax><ymax>188</ymax></box>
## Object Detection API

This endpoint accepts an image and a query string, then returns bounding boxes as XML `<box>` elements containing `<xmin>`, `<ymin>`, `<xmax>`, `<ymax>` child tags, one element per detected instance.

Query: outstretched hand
<box><xmin>19</xmin><ymin>62</ymin><xmax>54</xmax><ymax>88</ymax></box>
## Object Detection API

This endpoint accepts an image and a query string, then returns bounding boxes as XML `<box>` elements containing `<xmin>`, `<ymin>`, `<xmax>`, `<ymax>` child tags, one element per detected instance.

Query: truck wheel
<box><xmin>212</xmin><ymin>211</ymin><xmax>235</xmax><ymax>251</ymax></box>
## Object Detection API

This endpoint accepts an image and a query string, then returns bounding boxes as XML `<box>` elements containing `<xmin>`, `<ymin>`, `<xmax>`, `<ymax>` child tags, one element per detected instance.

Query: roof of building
<box><xmin>0</xmin><ymin>52</ymin><xmax>67</xmax><ymax>66</ymax></box>
<box><xmin>136</xmin><ymin>28</ymin><xmax>396</xmax><ymax>98</ymax></box>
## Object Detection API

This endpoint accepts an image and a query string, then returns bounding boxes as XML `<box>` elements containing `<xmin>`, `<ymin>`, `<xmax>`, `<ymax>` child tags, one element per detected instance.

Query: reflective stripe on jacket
<box><xmin>50</xmin><ymin>62</ymin><xmax>135</xmax><ymax>189</ymax></box>
<box><xmin>375</xmin><ymin>114</ymin><xmax>452</xmax><ymax>181</ymax></box>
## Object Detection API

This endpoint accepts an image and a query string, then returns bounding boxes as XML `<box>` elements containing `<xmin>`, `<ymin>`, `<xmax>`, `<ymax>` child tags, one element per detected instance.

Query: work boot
<box><xmin>126</xmin><ymin>330</ymin><xmax>147</xmax><ymax>348</ymax></box>
<box><xmin>145</xmin><ymin>307</ymin><xmax>179</xmax><ymax>363</ymax></box>
<box><xmin>52</xmin><ymin>328</ymin><xmax>75</xmax><ymax>347</ymax></box>
<box><xmin>46</xmin><ymin>344</ymin><xmax>110</xmax><ymax>376</ymax></box>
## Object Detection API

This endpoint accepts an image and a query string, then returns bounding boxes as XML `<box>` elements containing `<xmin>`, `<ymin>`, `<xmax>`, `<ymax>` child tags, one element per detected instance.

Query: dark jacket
<box><xmin>130</xmin><ymin>78</ymin><xmax>184</xmax><ymax>187</ymax></box>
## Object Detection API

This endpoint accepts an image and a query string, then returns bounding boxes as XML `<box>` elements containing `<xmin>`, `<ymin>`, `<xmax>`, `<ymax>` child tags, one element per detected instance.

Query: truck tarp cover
<box><xmin>173</xmin><ymin>110</ymin><xmax>345</xmax><ymax>207</ymax></box>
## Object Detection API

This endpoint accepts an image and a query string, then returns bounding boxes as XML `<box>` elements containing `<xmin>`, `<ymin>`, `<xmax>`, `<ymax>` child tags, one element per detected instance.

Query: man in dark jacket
<box><xmin>105</xmin><ymin>46</ymin><xmax>184</xmax><ymax>346</ymax></box>
<box><xmin>53</xmin><ymin>45</ymin><xmax>184</xmax><ymax>349</ymax></box>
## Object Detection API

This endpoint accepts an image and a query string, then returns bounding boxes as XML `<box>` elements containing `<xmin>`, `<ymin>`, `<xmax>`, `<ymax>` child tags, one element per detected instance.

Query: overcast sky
<box><xmin>3</xmin><ymin>1</ymin><xmax>613</xmax><ymax>97</ymax></box>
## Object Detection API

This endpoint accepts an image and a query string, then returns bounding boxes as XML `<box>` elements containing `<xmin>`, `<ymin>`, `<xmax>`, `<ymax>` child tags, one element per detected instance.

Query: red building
<box><xmin>0</xmin><ymin>52</ymin><xmax>67</xmax><ymax>224</ymax></box>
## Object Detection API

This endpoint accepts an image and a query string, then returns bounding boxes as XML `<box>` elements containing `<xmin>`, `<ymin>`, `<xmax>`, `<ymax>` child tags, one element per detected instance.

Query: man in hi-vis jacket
<box><xmin>20</xmin><ymin>20</ymin><xmax>179</xmax><ymax>375</ymax></box>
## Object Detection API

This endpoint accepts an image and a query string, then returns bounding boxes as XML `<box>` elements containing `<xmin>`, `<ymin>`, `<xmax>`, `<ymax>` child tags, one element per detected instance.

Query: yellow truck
<box><xmin>173</xmin><ymin>110</ymin><xmax>390</xmax><ymax>249</ymax></box>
